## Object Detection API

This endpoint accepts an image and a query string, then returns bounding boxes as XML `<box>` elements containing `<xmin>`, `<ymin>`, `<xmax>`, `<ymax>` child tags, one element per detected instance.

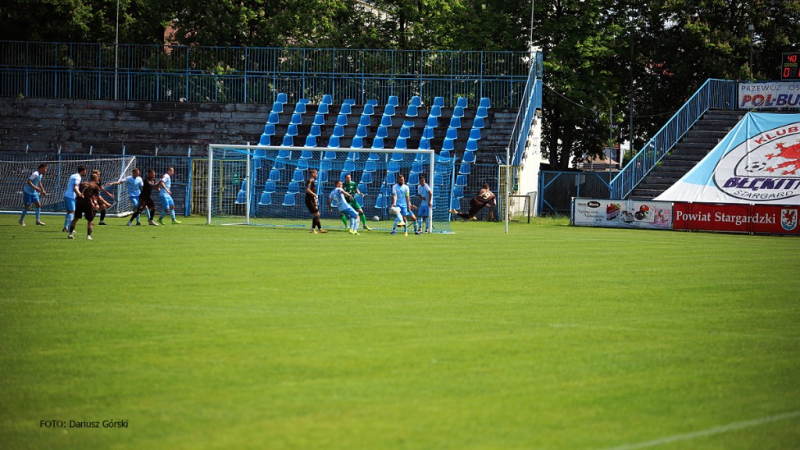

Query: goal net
<box><xmin>0</xmin><ymin>157</ymin><xmax>137</xmax><ymax>217</ymax></box>
<box><xmin>204</xmin><ymin>144</ymin><xmax>455</xmax><ymax>233</ymax></box>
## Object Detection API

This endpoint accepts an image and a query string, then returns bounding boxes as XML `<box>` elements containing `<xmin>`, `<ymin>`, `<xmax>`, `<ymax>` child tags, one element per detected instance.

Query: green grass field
<box><xmin>1</xmin><ymin>215</ymin><xmax>799</xmax><ymax>449</ymax></box>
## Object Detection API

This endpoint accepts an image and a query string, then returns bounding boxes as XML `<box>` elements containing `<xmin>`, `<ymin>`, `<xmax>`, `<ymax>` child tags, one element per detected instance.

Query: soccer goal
<box><xmin>0</xmin><ymin>157</ymin><xmax>138</xmax><ymax>217</ymax></box>
<box><xmin>204</xmin><ymin>144</ymin><xmax>455</xmax><ymax>233</ymax></box>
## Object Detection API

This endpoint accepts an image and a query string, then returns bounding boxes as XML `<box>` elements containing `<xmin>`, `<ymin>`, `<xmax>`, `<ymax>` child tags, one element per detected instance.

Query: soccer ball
<box><xmin>372</xmin><ymin>215</ymin><xmax>380</xmax><ymax>221</ymax></box>
<box><xmin>389</xmin><ymin>206</ymin><xmax>400</xmax><ymax>215</ymax></box>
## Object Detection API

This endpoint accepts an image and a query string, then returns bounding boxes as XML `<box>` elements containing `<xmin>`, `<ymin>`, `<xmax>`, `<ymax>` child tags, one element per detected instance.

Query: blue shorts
<box><xmin>159</xmin><ymin>194</ymin><xmax>175</xmax><ymax>210</ymax></box>
<box><xmin>64</xmin><ymin>197</ymin><xmax>76</xmax><ymax>212</ymax></box>
<box><xmin>418</xmin><ymin>204</ymin><xmax>430</xmax><ymax>217</ymax></box>
<box><xmin>397</xmin><ymin>205</ymin><xmax>412</xmax><ymax>217</ymax></box>
<box><xmin>23</xmin><ymin>192</ymin><xmax>40</xmax><ymax>205</ymax></box>
<box><xmin>129</xmin><ymin>196</ymin><xmax>140</xmax><ymax>209</ymax></box>
<box><xmin>339</xmin><ymin>206</ymin><xmax>358</xmax><ymax>219</ymax></box>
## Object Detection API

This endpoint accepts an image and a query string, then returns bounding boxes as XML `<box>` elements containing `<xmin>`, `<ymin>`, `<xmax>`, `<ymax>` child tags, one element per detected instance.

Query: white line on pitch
<box><xmin>598</xmin><ymin>410</ymin><xmax>800</xmax><ymax>450</ymax></box>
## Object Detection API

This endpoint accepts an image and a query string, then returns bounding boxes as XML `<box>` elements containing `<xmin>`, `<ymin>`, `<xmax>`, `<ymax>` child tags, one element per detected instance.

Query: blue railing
<box><xmin>0</xmin><ymin>41</ymin><xmax>530</xmax><ymax>107</ymax></box>
<box><xmin>508</xmin><ymin>51</ymin><xmax>543</xmax><ymax>166</ymax></box>
<box><xmin>609</xmin><ymin>79</ymin><xmax>736</xmax><ymax>199</ymax></box>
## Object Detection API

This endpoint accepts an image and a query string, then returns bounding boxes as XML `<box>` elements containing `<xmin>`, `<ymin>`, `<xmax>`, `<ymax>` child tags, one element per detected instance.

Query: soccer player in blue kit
<box><xmin>329</xmin><ymin>180</ymin><xmax>360</xmax><ymax>235</ymax></box>
<box><xmin>391</xmin><ymin>174</ymin><xmax>417</xmax><ymax>236</ymax></box>
<box><xmin>157</xmin><ymin>167</ymin><xmax>181</xmax><ymax>224</ymax></box>
<box><xmin>19</xmin><ymin>163</ymin><xmax>48</xmax><ymax>226</ymax></box>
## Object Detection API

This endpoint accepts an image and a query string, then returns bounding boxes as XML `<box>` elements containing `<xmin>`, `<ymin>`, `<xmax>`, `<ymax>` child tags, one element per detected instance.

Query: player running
<box><xmin>340</xmin><ymin>173</ymin><xmax>371</xmax><ymax>231</ymax></box>
<box><xmin>67</xmin><ymin>172</ymin><xmax>110</xmax><ymax>240</ymax></box>
<box><xmin>127</xmin><ymin>169</ymin><xmax>160</xmax><ymax>226</ymax></box>
<box><xmin>415</xmin><ymin>174</ymin><xmax>433</xmax><ymax>234</ymax></box>
<box><xmin>63</xmin><ymin>165</ymin><xmax>87</xmax><ymax>232</ymax></box>
<box><xmin>305</xmin><ymin>169</ymin><xmax>327</xmax><ymax>234</ymax></box>
<box><xmin>19</xmin><ymin>163</ymin><xmax>48</xmax><ymax>226</ymax></box>
<box><xmin>106</xmin><ymin>168</ymin><xmax>146</xmax><ymax>225</ymax></box>
<box><xmin>157</xmin><ymin>167</ymin><xmax>181</xmax><ymax>224</ymax></box>
<box><xmin>391</xmin><ymin>174</ymin><xmax>417</xmax><ymax>236</ymax></box>
<box><xmin>91</xmin><ymin>170</ymin><xmax>115</xmax><ymax>225</ymax></box>
<box><xmin>329</xmin><ymin>180</ymin><xmax>360</xmax><ymax>235</ymax></box>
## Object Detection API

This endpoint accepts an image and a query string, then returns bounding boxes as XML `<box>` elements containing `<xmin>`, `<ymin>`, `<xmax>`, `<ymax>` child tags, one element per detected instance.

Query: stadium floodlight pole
<box><xmin>505</xmin><ymin>144</ymin><xmax>509</xmax><ymax>234</ymax></box>
<box><xmin>207</xmin><ymin>144</ymin><xmax>213</xmax><ymax>225</ymax></box>
<box><xmin>114</xmin><ymin>0</ymin><xmax>119</xmax><ymax>101</ymax></box>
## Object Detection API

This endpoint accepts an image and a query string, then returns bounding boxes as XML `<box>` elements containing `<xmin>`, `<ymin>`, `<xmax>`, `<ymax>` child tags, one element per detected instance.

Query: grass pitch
<box><xmin>1</xmin><ymin>215</ymin><xmax>799</xmax><ymax>449</ymax></box>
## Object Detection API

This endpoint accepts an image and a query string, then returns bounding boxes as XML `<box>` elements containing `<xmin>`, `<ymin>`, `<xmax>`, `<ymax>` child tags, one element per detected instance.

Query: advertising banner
<box><xmin>656</xmin><ymin>113</ymin><xmax>800</xmax><ymax>205</ymax></box>
<box><xmin>573</xmin><ymin>198</ymin><xmax>673</xmax><ymax>229</ymax></box>
<box><xmin>738</xmin><ymin>82</ymin><xmax>800</xmax><ymax>109</ymax></box>
<box><xmin>672</xmin><ymin>203</ymin><xmax>800</xmax><ymax>235</ymax></box>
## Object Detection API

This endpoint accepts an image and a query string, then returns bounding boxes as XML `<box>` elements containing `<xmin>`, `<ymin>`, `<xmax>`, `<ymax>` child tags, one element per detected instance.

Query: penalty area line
<box><xmin>598</xmin><ymin>410</ymin><xmax>800</xmax><ymax>450</ymax></box>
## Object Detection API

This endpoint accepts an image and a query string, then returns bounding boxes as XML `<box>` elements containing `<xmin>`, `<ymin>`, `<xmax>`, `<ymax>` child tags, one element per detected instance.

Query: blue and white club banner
<box><xmin>656</xmin><ymin>113</ymin><xmax>800</xmax><ymax>205</ymax></box>
<box><xmin>738</xmin><ymin>82</ymin><xmax>800</xmax><ymax>109</ymax></box>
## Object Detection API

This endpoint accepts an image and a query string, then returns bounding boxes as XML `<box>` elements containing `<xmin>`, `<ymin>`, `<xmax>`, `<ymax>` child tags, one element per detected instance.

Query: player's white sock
<box><xmin>170</xmin><ymin>209</ymin><xmax>177</xmax><ymax>221</ymax></box>
<box><xmin>35</xmin><ymin>207</ymin><xmax>41</xmax><ymax>221</ymax></box>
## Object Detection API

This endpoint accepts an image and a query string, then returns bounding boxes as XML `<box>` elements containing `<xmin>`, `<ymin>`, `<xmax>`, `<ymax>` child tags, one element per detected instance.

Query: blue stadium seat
<box><xmin>328</xmin><ymin>136</ymin><xmax>341</xmax><ymax>148</ymax></box>
<box><xmin>268</xmin><ymin>112</ymin><xmax>280</xmax><ymax>125</ymax></box>
<box><xmin>362</xmin><ymin>103</ymin><xmax>375</xmax><ymax>116</ymax></box>
<box><xmin>309</xmin><ymin>125</ymin><xmax>321</xmax><ymax>137</ymax></box>
<box><xmin>344</xmin><ymin>160</ymin><xmax>356</xmax><ymax>172</ymax></box>
<box><xmin>360</xmin><ymin>172</ymin><xmax>373</xmax><ymax>184</ymax></box>
<box><xmin>459</xmin><ymin>164</ymin><xmax>471</xmax><ymax>175</ymax></box>
<box><xmin>435</xmin><ymin>163</ymin><xmax>449</xmax><ymax>174</ymax></box>
<box><xmin>322</xmin><ymin>94</ymin><xmax>333</xmax><ymax>104</ymax></box>
<box><xmin>408</xmin><ymin>172</ymin><xmax>419</xmax><ymax>185</ymax></box>
<box><xmin>387</xmin><ymin>172</ymin><xmax>396</xmax><ymax>185</ymax></box>
<box><xmin>479</xmin><ymin>97</ymin><xmax>491</xmax><ymax>109</ymax></box>
<box><xmin>277</xmin><ymin>93</ymin><xmax>288</xmax><ymax>104</ymax></box>
<box><xmin>292</xmin><ymin>169</ymin><xmax>304</xmax><ymax>182</ymax></box>
<box><xmin>313</xmin><ymin>114</ymin><xmax>325</xmax><ymax>126</ymax></box>
<box><xmin>288</xmin><ymin>182</ymin><xmax>301</xmax><ymax>194</ymax></box>
<box><xmin>375</xmin><ymin>194</ymin><xmax>387</xmax><ymax>208</ymax></box>
<box><xmin>391</xmin><ymin>152</ymin><xmax>404</xmax><ymax>162</ymax></box>
<box><xmin>359</xmin><ymin>115</ymin><xmax>371</xmax><ymax>127</ymax></box>
<box><xmin>469</xmin><ymin>128</ymin><xmax>481</xmax><ymax>140</ymax></box>
<box><xmin>462</xmin><ymin>150</ymin><xmax>476</xmax><ymax>164</ymax></box>
<box><xmin>299</xmin><ymin>98</ymin><xmax>310</xmax><ymax>104</ymax></box>
<box><xmin>339</xmin><ymin>171</ymin><xmax>350</xmax><ymax>182</ymax></box>
<box><xmin>433</xmin><ymin>97</ymin><xmax>444</xmax><ymax>107</ymax></box>
<box><xmin>395</xmin><ymin>137</ymin><xmax>407</xmax><ymax>150</ymax></box>
<box><xmin>336</xmin><ymin>114</ymin><xmax>348</xmax><ymax>126</ymax></box>
<box><xmin>450</xmin><ymin>197</ymin><xmax>461</xmax><ymax>211</ymax></box>
<box><xmin>423</xmin><ymin>127</ymin><xmax>435</xmax><ymax>139</ymax></box>
<box><xmin>255</xmin><ymin>149</ymin><xmax>267</xmax><ymax>159</ymax></box>
<box><xmin>350</xmin><ymin>137</ymin><xmax>364</xmax><ymax>149</ymax></box>
<box><xmin>452</xmin><ymin>106</ymin><xmax>464</xmax><ymax>119</ymax></box>
<box><xmin>466</xmin><ymin>139</ymin><xmax>478</xmax><ymax>152</ymax></box>
<box><xmin>297</xmin><ymin>159</ymin><xmax>309</xmax><ymax>170</ymax></box>
<box><xmin>414</xmin><ymin>153</ymin><xmax>429</xmax><ymax>162</ymax></box>
<box><xmin>333</xmin><ymin>125</ymin><xmax>345</xmax><ymax>137</ymax></box>
<box><xmin>258</xmin><ymin>192</ymin><xmax>272</xmax><ymax>206</ymax></box>
<box><xmin>399</xmin><ymin>126</ymin><xmax>411</xmax><ymax>139</ymax></box>
<box><xmin>268</xmin><ymin>169</ymin><xmax>281</xmax><ymax>182</ymax></box>
<box><xmin>259</xmin><ymin>134</ymin><xmax>271</xmax><ymax>146</ymax></box>
<box><xmin>411</xmin><ymin>162</ymin><xmax>422</xmax><ymax>174</ymax></box>
<box><xmin>456</xmin><ymin>97</ymin><xmax>468</xmax><ymax>108</ymax></box>
<box><xmin>455</xmin><ymin>174</ymin><xmax>467</xmax><ymax>186</ymax></box>
<box><xmin>453</xmin><ymin>185</ymin><xmax>464</xmax><ymax>198</ymax></box>
<box><xmin>282</xmin><ymin>193</ymin><xmax>296</xmax><ymax>207</ymax></box>
<box><xmin>387</xmin><ymin>161</ymin><xmax>400</xmax><ymax>173</ymax></box>
<box><xmin>286</xmin><ymin>124</ymin><xmax>298</xmax><ymax>137</ymax></box>
<box><xmin>406</xmin><ymin>104</ymin><xmax>418</xmax><ymax>117</ymax></box>
<box><xmin>403</xmin><ymin>120</ymin><xmax>415</xmax><ymax>128</ymax></box>
<box><xmin>472</xmin><ymin>116</ymin><xmax>485</xmax><ymax>129</ymax></box>
<box><xmin>433</xmin><ymin>173</ymin><xmax>444</xmax><ymax>186</ymax></box>
<box><xmin>367</xmin><ymin>153</ymin><xmax>380</xmax><ymax>162</ymax></box>
<box><xmin>278</xmin><ymin>148</ymin><xmax>292</xmax><ymax>158</ymax></box>
<box><xmin>318</xmin><ymin>171</ymin><xmax>329</xmax><ymax>183</ymax></box>
<box><xmin>340</xmin><ymin>103</ymin><xmax>352</xmax><ymax>115</ymax></box>
<box><xmin>317</xmin><ymin>103</ymin><xmax>330</xmax><ymax>115</ymax></box>
<box><xmin>273</xmin><ymin>161</ymin><xmax>286</xmax><ymax>170</ymax></box>
<box><xmin>418</xmin><ymin>138</ymin><xmax>431</xmax><ymax>150</ymax></box>
<box><xmin>357</xmin><ymin>183</ymin><xmax>368</xmax><ymax>193</ymax></box>
<box><xmin>324</xmin><ymin>150</ymin><xmax>337</xmax><ymax>159</ymax></box>
<box><xmin>380</xmin><ymin>115</ymin><xmax>392</xmax><ymax>127</ymax></box>
<box><xmin>235</xmin><ymin>180</ymin><xmax>247</xmax><ymax>205</ymax></box>
<box><xmin>347</xmin><ymin>151</ymin><xmax>360</xmax><ymax>161</ymax></box>
<box><xmin>476</xmin><ymin>106</ymin><xmax>488</xmax><ymax>119</ymax></box>
<box><xmin>290</xmin><ymin>113</ymin><xmax>302</xmax><ymax>125</ymax></box>
<box><xmin>344</xmin><ymin>99</ymin><xmax>356</xmax><ymax>105</ymax></box>
<box><xmin>376</xmin><ymin>126</ymin><xmax>388</xmax><ymax>138</ymax></box>
<box><xmin>294</xmin><ymin>102</ymin><xmax>307</xmax><ymax>114</ymax></box>
<box><xmin>442</xmin><ymin>138</ymin><xmax>455</xmax><ymax>151</ymax></box>
<box><xmin>355</xmin><ymin>193</ymin><xmax>364</xmax><ymax>206</ymax></box>
<box><xmin>271</xmin><ymin>102</ymin><xmax>284</xmax><ymax>114</ymax></box>
<box><xmin>363</xmin><ymin>161</ymin><xmax>377</xmax><ymax>174</ymax></box>
<box><xmin>263</xmin><ymin>123</ymin><xmax>275</xmax><ymax>135</ymax></box>
<box><xmin>426</xmin><ymin>116</ymin><xmax>438</xmax><ymax>128</ymax></box>
<box><xmin>304</xmin><ymin>136</ymin><xmax>317</xmax><ymax>148</ymax></box>
<box><xmin>429</xmin><ymin>105</ymin><xmax>442</xmax><ymax>118</ymax></box>
<box><xmin>383</xmin><ymin>104</ymin><xmax>396</xmax><ymax>116</ymax></box>
<box><xmin>387</xmin><ymin>95</ymin><xmax>399</xmax><ymax>106</ymax></box>
<box><xmin>372</xmin><ymin>137</ymin><xmax>385</xmax><ymax>149</ymax></box>
<box><xmin>437</xmin><ymin>150</ymin><xmax>451</xmax><ymax>162</ymax></box>
<box><xmin>356</xmin><ymin>125</ymin><xmax>368</xmax><ymax>138</ymax></box>
<box><xmin>320</xmin><ymin>160</ymin><xmax>333</xmax><ymax>171</ymax></box>
<box><xmin>409</xmin><ymin>96</ymin><xmax>422</xmax><ymax>107</ymax></box>
<box><xmin>449</xmin><ymin>116</ymin><xmax>461</xmax><ymax>128</ymax></box>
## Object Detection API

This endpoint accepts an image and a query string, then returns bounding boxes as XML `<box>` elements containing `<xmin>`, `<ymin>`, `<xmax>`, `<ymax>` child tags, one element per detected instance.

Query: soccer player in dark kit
<box><xmin>305</xmin><ymin>169</ymin><xmax>327</xmax><ymax>234</ymax></box>
<box><xmin>126</xmin><ymin>169</ymin><xmax>160</xmax><ymax>226</ymax></box>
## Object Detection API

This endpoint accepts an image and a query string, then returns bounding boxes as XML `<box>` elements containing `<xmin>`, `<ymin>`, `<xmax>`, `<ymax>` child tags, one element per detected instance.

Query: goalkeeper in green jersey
<box><xmin>340</xmin><ymin>174</ymin><xmax>371</xmax><ymax>231</ymax></box>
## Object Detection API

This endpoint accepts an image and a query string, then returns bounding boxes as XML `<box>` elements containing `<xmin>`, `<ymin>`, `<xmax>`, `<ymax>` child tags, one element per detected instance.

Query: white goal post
<box><xmin>204</xmin><ymin>144</ymin><xmax>455</xmax><ymax>233</ymax></box>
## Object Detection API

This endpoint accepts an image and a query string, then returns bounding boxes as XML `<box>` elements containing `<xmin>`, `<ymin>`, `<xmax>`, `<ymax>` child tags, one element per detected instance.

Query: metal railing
<box><xmin>609</xmin><ymin>78</ymin><xmax>736</xmax><ymax>199</ymax></box>
<box><xmin>508</xmin><ymin>51</ymin><xmax>543</xmax><ymax>166</ymax></box>
<box><xmin>538</xmin><ymin>171</ymin><xmax>615</xmax><ymax>216</ymax></box>
<box><xmin>0</xmin><ymin>41</ymin><xmax>531</xmax><ymax>107</ymax></box>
